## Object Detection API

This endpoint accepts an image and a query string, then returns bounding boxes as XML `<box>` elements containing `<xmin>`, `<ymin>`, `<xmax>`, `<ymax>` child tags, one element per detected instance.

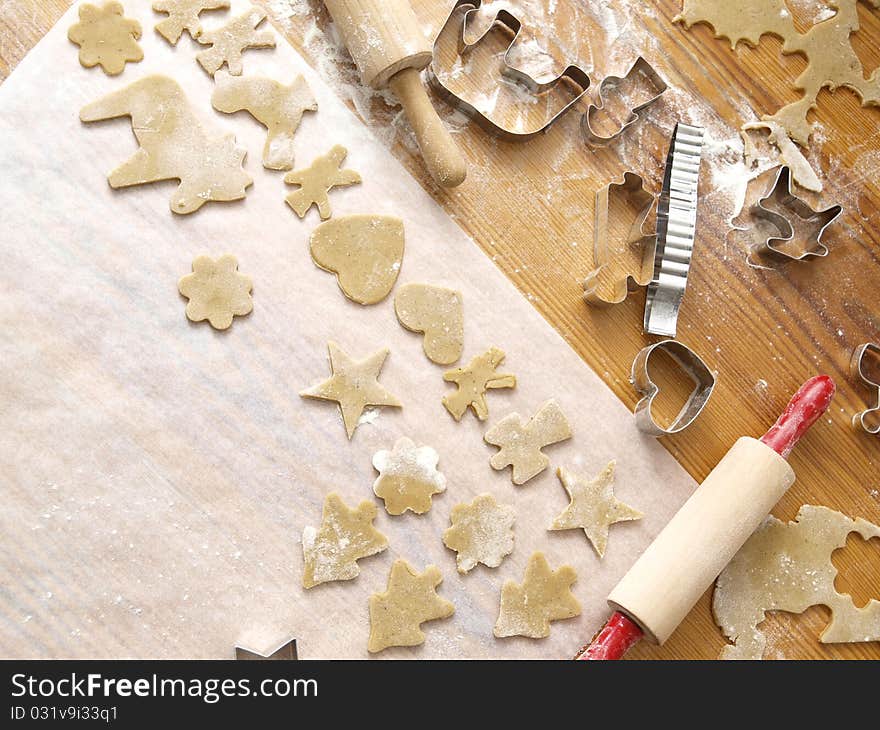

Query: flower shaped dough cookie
<box><xmin>178</xmin><ymin>254</ymin><xmax>253</xmax><ymax>330</ymax></box>
<box><xmin>494</xmin><ymin>552</ymin><xmax>581</xmax><ymax>639</ymax></box>
<box><xmin>301</xmin><ymin>493</ymin><xmax>388</xmax><ymax>588</ymax></box>
<box><xmin>368</xmin><ymin>560</ymin><xmax>454</xmax><ymax>652</ymax></box>
<box><xmin>372</xmin><ymin>437</ymin><xmax>446</xmax><ymax>515</ymax></box>
<box><xmin>443</xmin><ymin>494</ymin><xmax>515</xmax><ymax>573</ymax></box>
<box><xmin>68</xmin><ymin>1</ymin><xmax>143</xmax><ymax>76</ymax></box>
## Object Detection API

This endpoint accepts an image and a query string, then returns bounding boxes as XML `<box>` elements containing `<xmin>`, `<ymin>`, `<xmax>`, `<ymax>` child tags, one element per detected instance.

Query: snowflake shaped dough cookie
<box><xmin>178</xmin><ymin>254</ymin><xmax>253</xmax><ymax>330</ymax></box>
<box><xmin>442</xmin><ymin>347</ymin><xmax>516</xmax><ymax>421</ymax></box>
<box><xmin>443</xmin><ymin>494</ymin><xmax>515</xmax><ymax>573</ymax></box>
<box><xmin>300</xmin><ymin>342</ymin><xmax>401</xmax><ymax>439</ymax></box>
<box><xmin>68</xmin><ymin>1</ymin><xmax>143</xmax><ymax>76</ymax></box>
<box><xmin>152</xmin><ymin>0</ymin><xmax>229</xmax><ymax>44</ymax></box>
<box><xmin>494</xmin><ymin>552</ymin><xmax>581</xmax><ymax>639</ymax></box>
<box><xmin>301</xmin><ymin>493</ymin><xmax>388</xmax><ymax>588</ymax></box>
<box><xmin>372</xmin><ymin>437</ymin><xmax>446</xmax><ymax>516</ymax></box>
<box><xmin>368</xmin><ymin>560</ymin><xmax>454</xmax><ymax>652</ymax></box>
<box><xmin>284</xmin><ymin>145</ymin><xmax>361</xmax><ymax>220</ymax></box>
<box><xmin>195</xmin><ymin>7</ymin><xmax>275</xmax><ymax>76</ymax></box>
<box><xmin>550</xmin><ymin>462</ymin><xmax>642</xmax><ymax>558</ymax></box>
<box><xmin>484</xmin><ymin>399</ymin><xmax>572</xmax><ymax>485</ymax></box>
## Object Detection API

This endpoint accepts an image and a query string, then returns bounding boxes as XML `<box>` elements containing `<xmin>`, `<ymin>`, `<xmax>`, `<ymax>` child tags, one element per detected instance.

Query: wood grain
<box><xmin>3</xmin><ymin>0</ymin><xmax>878</xmax><ymax>660</ymax></box>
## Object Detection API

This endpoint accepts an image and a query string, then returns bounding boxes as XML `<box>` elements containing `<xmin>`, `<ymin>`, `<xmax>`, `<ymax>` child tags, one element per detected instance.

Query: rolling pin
<box><xmin>578</xmin><ymin>374</ymin><xmax>836</xmax><ymax>659</ymax></box>
<box><xmin>323</xmin><ymin>0</ymin><xmax>467</xmax><ymax>187</ymax></box>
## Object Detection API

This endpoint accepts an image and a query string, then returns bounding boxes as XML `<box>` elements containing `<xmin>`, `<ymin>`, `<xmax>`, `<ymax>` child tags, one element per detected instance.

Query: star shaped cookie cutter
<box><xmin>751</xmin><ymin>166</ymin><xmax>842</xmax><ymax>260</ymax></box>
<box><xmin>851</xmin><ymin>342</ymin><xmax>880</xmax><ymax>435</ymax></box>
<box><xmin>630</xmin><ymin>340</ymin><xmax>716</xmax><ymax>436</ymax></box>
<box><xmin>235</xmin><ymin>638</ymin><xmax>298</xmax><ymax>660</ymax></box>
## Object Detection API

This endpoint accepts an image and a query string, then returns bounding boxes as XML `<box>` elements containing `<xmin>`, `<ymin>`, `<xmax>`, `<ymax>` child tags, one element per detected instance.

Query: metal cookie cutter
<box><xmin>427</xmin><ymin>0</ymin><xmax>591</xmax><ymax>141</ymax></box>
<box><xmin>851</xmin><ymin>342</ymin><xmax>880</xmax><ymax>435</ymax></box>
<box><xmin>582</xmin><ymin>57</ymin><xmax>669</xmax><ymax>147</ymax></box>
<box><xmin>235</xmin><ymin>638</ymin><xmax>298</xmax><ymax>660</ymax></box>
<box><xmin>631</xmin><ymin>340</ymin><xmax>716</xmax><ymax>436</ymax></box>
<box><xmin>644</xmin><ymin>123</ymin><xmax>705</xmax><ymax>337</ymax></box>
<box><xmin>751</xmin><ymin>165</ymin><xmax>842</xmax><ymax>260</ymax></box>
<box><xmin>584</xmin><ymin>172</ymin><xmax>656</xmax><ymax>305</ymax></box>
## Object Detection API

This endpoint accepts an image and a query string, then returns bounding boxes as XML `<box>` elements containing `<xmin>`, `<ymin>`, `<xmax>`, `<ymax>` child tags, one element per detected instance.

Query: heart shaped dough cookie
<box><xmin>394</xmin><ymin>283</ymin><xmax>464</xmax><ymax>365</ymax></box>
<box><xmin>309</xmin><ymin>215</ymin><xmax>404</xmax><ymax>305</ymax></box>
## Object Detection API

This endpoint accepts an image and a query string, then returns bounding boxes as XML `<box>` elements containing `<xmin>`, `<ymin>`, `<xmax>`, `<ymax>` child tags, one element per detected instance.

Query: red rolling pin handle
<box><xmin>576</xmin><ymin>375</ymin><xmax>836</xmax><ymax>661</ymax></box>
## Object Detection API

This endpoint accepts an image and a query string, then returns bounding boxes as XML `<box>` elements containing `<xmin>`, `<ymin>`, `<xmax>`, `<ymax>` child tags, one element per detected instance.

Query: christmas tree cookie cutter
<box><xmin>582</xmin><ymin>57</ymin><xmax>668</xmax><ymax>147</ymax></box>
<box><xmin>427</xmin><ymin>0</ymin><xmax>591</xmax><ymax>141</ymax></box>
<box><xmin>584</xmin><ymin>171</ymin><xmax>656</xmax><ymax>306</ymax></box>
<box><xmin>851</xmin><ymin>342</ymin><xmax>880</xmax><ymax>435</ymax></box>
<box><xmin>750</xmin><ymin>166</ymin><xmax>842</xmax><ymax>261</ymax></box>
<box><xmin>644</xmin><ymin>123</ymin><xmax>705</xmax><ymax>337</ymax></box>
<box><xmin>631</xmin><ymin>339</ymin><xmax>715</xmax><ymax>436</ymax></box>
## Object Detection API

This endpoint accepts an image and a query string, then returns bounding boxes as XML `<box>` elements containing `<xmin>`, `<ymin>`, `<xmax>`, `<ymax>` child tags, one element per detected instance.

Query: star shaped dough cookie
<box><xmin>300</xmin><ymin>342</ymin><xmax>401</xmax><ymax>439</ymax></box>
<box><xmin>549</xmin><ymin>462</ymin><xmax>642</xmax><ymax>558</ymax></box>
<box><xmin>368</xmin><ymin>560</ymin><xmax>454</xmax><ymax>652</ymax></box>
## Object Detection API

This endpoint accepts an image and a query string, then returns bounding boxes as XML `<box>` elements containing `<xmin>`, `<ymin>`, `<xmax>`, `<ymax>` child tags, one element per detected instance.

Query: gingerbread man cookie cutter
<box><xmin>630</xmin><ymin>339</ymin><xmax>715</xmax><ymax>436</ymax></box>
<box><xmin>851</xmin><ymin>342</ymin><xmax>880</xmax><ymax>435</ymax></box>
<box><xmin>429</xmin><ymin>1</ymin><xmax>667</xmax><ymax>144</ymax></box>
<box><xmin>750</xmin><ymin>165</ymin><xmax>842</xmax><ymax>261</ymax></box>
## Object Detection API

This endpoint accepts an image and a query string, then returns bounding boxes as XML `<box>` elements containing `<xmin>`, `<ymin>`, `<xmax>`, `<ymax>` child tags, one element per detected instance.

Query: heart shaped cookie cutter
<box><xmin>630</xmin><ymin>340</ymin><xmax>715</xmax><ymax>436</ymax></box>
<box><xmin>851</xmin><ymin>342</ymin><xmax>880</xmax><ymax>435</ymax></box>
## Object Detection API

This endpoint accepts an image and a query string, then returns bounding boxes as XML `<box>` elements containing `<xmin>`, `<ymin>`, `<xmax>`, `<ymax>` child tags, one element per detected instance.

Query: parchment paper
<box><xmin>0</xmin><ymin>0</ymin><xmax>697</xmax><ymax>658</ymax></box>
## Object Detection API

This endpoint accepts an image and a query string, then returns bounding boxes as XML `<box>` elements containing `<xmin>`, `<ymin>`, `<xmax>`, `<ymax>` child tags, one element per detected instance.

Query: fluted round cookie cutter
<box><xmin>631</xmin><ymin>340</ymin><xmax>716</xmax><ymax>436</ymax></box>
<box><xmin>851</xmin><ymin>342</ymin><xmax>880</xmax><ymax>435</ymax></box>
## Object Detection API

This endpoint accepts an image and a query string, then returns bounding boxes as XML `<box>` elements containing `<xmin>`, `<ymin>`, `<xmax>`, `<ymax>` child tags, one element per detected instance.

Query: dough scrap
<box><xmin>394</xmin><ymin>283</ymin><xmax>464</xmax><ymax>365</ymax></box>
<box><xmin>677</xmin><ymin>0</ymin><xmax>880</xmax><ymax>147</ymax></box>
<box><xmin>301</xmin><ymin>492</ymin><xmax>388</xmax><ymax>589</ymax></box>
<box><xmin>152</xmin><ymin>0</ymin><xmax>229</xmax><ymax>44</ymax></box>
<box><xmin>549</xmin><ymin>462</ymin><xmax>642</xmax><ymax>558</ymax></box>
<box><xmin>300</xmin><ymin>341</ymin><xmax>401</xmax><ymax>439</ymax></box>
<box><xmin>442</xmin><ymin>347</ymin><xmax>516</xmax><ymax>421</ymax></box>
<box><xmin>211</xmin><ymin>71</ymin><xmax>317</xmax><ymax>171</ymax></box>
<box><xmin>178</xmin><ymin>254</ymin><xmax>253</xmax><ymax>330</ymax></box>
<box><xmin>68</xmin><ymin>1</ymin><xmax>143</xmax><ymax>75</ymax></box>
<box><xmin>372</xmin><ymin>437</ymin><xmax>446</xmax><ymax>516</ymax></box>
<box><xmin>494</xmin><ymin>552</ymin><xmax>581</xmax><ymax>639</ymax></box>
<box><xmin>284</xmin><ymin>145</ymin><xmax>362</xmax><ymax>220</ymax></box>
<box><xmin>309</xmin><ymin>215</ymin><xmax>403</xmax><ymax>305</ymax></box>
<box><xmin>80</xmin><ymin>75</ymin><xmax>252</xmax><ymax>214</ymax></box>
<box><xmin>443</xmin><ymin>493</ymin><xmax>515</xmax><ymax>573</ymax></box>
<box><xmin>195</xmin><ymin>7</ymin><xmax>275</xmax><ymax>76</ymax></box>
<box><xmin>485</xmin><ymin>399</ymin><xmax>572</xmax><ymax>485</ymax></box>
<box><xmin>714</xmin><ymin>504</ymin><xmax>880</xmax><ymax>660</ymax></box>
<box><xmin>368</xmin><ymin>560</ymin><xmax>454</xmax><ymax>652</ymax></box>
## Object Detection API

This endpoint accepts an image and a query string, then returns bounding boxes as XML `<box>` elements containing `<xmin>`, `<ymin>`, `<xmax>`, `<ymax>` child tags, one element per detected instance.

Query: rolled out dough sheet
<box><xmin>0</xmin><ymin>0</ymin><xmax>697</xmax><ymax>658</ymax></box>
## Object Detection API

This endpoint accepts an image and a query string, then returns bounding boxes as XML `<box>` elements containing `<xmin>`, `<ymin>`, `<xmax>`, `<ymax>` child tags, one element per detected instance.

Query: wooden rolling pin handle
<box><xmin>388</xmin><ymin>67</ymin><xmax>467</xmax><ymax>188</ymax></box>
<box><xmin>577</xmin><ymin>374</ymin><xmax>836</xmax><ymax>661</ymax></box>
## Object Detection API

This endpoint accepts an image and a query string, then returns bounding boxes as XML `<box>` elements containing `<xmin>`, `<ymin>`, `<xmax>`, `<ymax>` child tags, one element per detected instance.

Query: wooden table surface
<box><xmin>3</xmin><ymin>0</ymin><xmax>878</xmax><ymax>660</ymax></box>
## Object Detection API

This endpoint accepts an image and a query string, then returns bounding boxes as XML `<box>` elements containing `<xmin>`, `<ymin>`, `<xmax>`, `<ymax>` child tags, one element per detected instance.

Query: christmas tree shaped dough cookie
<box><xmin>714</xmin><ymin>504</ymin><xmax>880</xmax><ymax>660</ymax></box>
<box><xmin>68</xmin><ymin>1</ymin><xmax>143</xmax><ymax>75</ymax></box>
<box><xmin>309</xmin><ymin>215</ymin><xmax>404</xmax><ymax>305</ymax></box>
<box><xmin>211</xmin><ymin>71</ymin><xmax>317</xmax><ymax>171</ymax></box>
<box><xmin>152</xmin><ymin>0</ymin><xmax>229</xmax><ymax>44</ymax></box>
<box><xmin>394</xmin><ymin>283</ymin><xmax>464</xmax><ymax>365</ymax></box>
<box><xmin>302</xmin><ymin>493</ymin><xmax>388</xmax><ymax>588</ymax></box>
<box><xmin>80</xmin><ymin>75</ymin><xmax>252</xmax><ymax>214</ymax></box>
<box><xmin>368</xmin><ymin>560</ymin><xmax>454</xmax><ymax>652</ymax></box>
<box><xmin>196</xmin><ymin>7</ymin><xmax>275</xmax><ymax>76</ymax></box>
<box><xmin>494</xmin><ymin>552</ymin><xmax>581</xmax><ymax>639</ymax></box>
<box><xmin>285</xmin><ymin>146</ymin><xmax>361</xmax><ymax>220</ymax></box>
<box><xmin>442</xmin><ymin>347</ymin><xmax>516</xmax><ymax>421</ymax></box>
<box><xmin>443</xmin><ymin>494</ymin><xmax>515</xmax><ymax>573</ymax></box>
<box><xmin>300</xmin><ymin>342</ymin><xmax>401</xmax><ymax>439</ymax></box>
<box><xmin>485</xmin><ymin>399</ymin><xmax>572</xmax><ymax>485</ymax></box>
<box><xmin>372</xmin><ymin>437</ymin><xmax>446</xmax><ymax>516</ymax></box>
<box><xmin>178</xmin><ymin>254</ymin><xmax>253</xmax><ymax>330</ymax></box>
<box><xmin>550</xmin><ymin>462</ymin><xmax>642</xmax><ymax>558</ymax></box>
